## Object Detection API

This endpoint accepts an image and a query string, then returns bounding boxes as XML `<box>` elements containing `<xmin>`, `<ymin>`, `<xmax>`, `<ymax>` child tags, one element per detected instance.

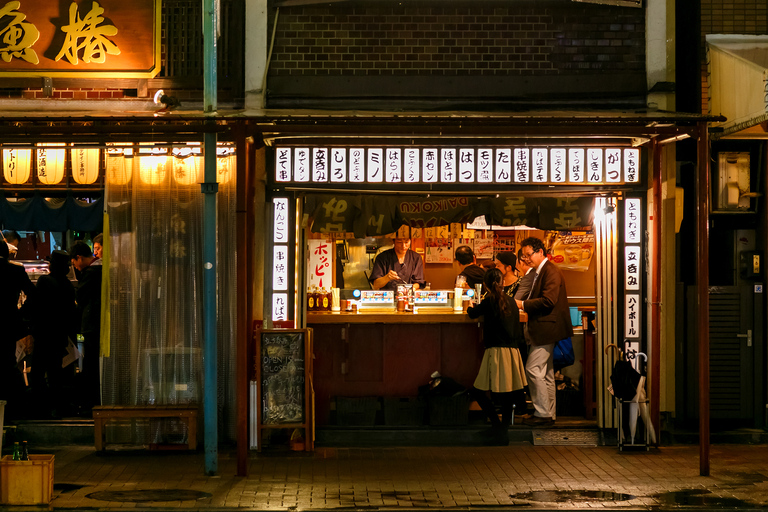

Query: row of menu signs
<box><xmin>275</xmin><ymin>147</ymin><xmax>640</xmax><ymax>185</ymax></box>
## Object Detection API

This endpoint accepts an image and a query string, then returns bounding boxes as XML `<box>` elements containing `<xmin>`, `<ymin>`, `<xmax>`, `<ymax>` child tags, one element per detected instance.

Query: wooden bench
<box><xmin>92</xmin><ymin>405</ymin><xmax>198</xmax><ymax>451</ymax></box>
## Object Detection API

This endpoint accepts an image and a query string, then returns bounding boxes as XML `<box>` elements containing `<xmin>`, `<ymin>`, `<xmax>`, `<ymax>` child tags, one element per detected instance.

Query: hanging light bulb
<box><xmin>37</xmin><ymin>143</ymin><xmax>66</xmax><ymax>185</ymax></box>
<box><xmin>3</xmin><ymin>148</ymin><xmax>32</xmax><ymax>184</ymax></box>
<box><xmin>71</xmin><ymin>146</ymin><xmax>101</xmax><ymax>185</ymax></box>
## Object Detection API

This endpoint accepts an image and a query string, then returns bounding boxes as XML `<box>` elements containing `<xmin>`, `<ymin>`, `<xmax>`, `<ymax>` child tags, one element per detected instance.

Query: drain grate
<box><xmin>532</xmin><ymin>429</ymin><xmax>599</xmax><ymax>446</ymax></box>
<box><xmin>86</xmin><ymin>489</ymin><xmax>212</xmax><ymax>502</ymax></box>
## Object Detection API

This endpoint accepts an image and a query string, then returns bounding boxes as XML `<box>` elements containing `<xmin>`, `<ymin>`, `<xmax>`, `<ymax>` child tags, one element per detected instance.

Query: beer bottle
<box><xmin>11</xmin><ymin>442</ymin><xmax>21</xmax><ymax>461</ymax></box>
<box><xmin>20</xmin><ymin>441</ymin><xmax>29</xmax><ymax>461</ymax></box>
<box><xmin>321</xmin><ymin>288</ymin><xmax>330</xmax><ymax>311</ymax></box>
<box><xmin>307</xmin><ymin>287</ymin><xmax>315</xmax><ymax>311</ymax></box>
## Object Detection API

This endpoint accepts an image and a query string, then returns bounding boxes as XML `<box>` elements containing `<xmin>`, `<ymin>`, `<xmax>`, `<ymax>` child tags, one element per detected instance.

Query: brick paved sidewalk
<box><xmin>36</xmin><ymin>443</ymin><xmax>768</xmax><ymax>510</ymax></box>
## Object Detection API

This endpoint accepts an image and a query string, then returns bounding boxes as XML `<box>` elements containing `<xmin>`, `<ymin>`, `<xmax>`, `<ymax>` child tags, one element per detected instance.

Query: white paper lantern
<box><xmin>139</xmin><ymin>155</ymin><xmax>167</xmax><ymax>185</ymax></box>
<box><xmin>71</xmin><ymin>147</ymin><xmax>101</xmax><ymax>184</ymax></box>
<box><xmin>37</xmin><ymin>143</ymin><xmax>66</xmax><ymax>185</ymax></box>
<box><xmin>172</xmin><ymin>156</ymin><xmax>202</xmax><ymax>185</ymax></box>
<box><xmin>217</xmin><ymin>155</ymin><xmax>235</xmax><ymax>184</ymax></box>
<box><xmin>3</xmin><ymin>148</ymin><xmax>32</xmax><ymax>184</ymax></box>
<box><xmin>106</xmin><ymin>155</ymin><xmax>132</xmax><ymax>185</ymax></box>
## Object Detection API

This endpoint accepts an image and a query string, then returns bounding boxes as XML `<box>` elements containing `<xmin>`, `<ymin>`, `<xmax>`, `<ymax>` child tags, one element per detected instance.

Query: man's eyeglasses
<box><xmin>520</xmin><ymin>251</ymin><xmax>534</xmax><ymax>260</ymax></box>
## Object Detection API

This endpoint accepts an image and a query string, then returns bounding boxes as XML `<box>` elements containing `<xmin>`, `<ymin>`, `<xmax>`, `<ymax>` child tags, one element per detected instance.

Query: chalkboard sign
<box><xmin>260</xmin><ymin>330</ymin><xmax>306</xmax><ymax>425</ymax></box>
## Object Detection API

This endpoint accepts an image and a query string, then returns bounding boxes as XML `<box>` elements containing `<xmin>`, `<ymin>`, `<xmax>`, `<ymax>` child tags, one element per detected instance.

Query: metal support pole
<box><xmin>203</xmin><ymin>0</ymin><xmax>218</xmax><ymax>114</ymax></box>
<box><xmin>202</xmin><ymin>0</ymin><xmax>218</xmax><ymax>476</ymax></box>
<box><xmin>696</xmin><ymin>122</ymin><xmax>710</xmax><ymax>476</ymax></box>
<box><xmin>651</xmin><ymin>139</ymin><xmax>662</xmax><ymax>442</ymax></box>
<box><xmin>203</xmin><ymin>131</ymin><xmax>218</xmax><ymax>475</ymax></box>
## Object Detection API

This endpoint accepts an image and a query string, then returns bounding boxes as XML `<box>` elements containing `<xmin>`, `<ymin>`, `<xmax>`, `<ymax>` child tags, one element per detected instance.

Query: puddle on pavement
<box><xmin>86</xmin><ymin>489</ymin><xmax>212</xmax><ymax>502</ymax></box>
<box><xmin>509</xmin><ymin>490</ymin><xmax>636</xmax><ymax>502</ymax></box>
<box><xmin>653</xmin><ymin>489</ymin><xmax>753</xmax><ymax>508</ymax></box>
<box><xmin>54</xmin><ymin>483</ymin><xmax>86</xmax><ymax>493</ymax></box>
<box><xmin>509</xmin><ymin>490</ymin><xmax>636</xmax><ymax>503</ymax></box>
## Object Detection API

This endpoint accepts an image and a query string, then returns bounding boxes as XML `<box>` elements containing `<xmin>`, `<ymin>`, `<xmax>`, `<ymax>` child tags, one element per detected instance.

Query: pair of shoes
<box><xmin>519</xmin><ymin>413</ymin><xmax>533</xmax><ymax>420</ymax></box>
<box><xmin>523</xmin><ymin>415</ymin><xmax>554</xmax><ymax>427</ymax></box>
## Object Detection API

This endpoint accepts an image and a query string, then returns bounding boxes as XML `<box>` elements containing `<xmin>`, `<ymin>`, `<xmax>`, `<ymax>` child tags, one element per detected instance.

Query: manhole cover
<box><xmin>511</xmin><ymin>490</ymin><xmax>635</xmax><ymax>502</ymax></box>
<box><xmin>532</xmin><ymin>429</ymin><xmax>599</xmax><ymax>446</ymax></box>
<box><xmin>86</xmin><ymin>489</ymin><xmax>212</xmax><ymax>502</ymax></box>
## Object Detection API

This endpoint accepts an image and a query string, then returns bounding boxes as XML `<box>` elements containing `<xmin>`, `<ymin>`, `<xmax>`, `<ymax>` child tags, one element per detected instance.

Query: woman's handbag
<box><xmin>553</xmin><ymin>337</ymin><xmax>575</xmax><ymax>369</ymax></box>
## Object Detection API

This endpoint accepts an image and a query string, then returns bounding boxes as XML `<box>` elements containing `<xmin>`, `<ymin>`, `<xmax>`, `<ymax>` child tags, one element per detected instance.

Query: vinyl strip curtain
<box><xmin>102</xmin><ymin>153</ymin><xmax>237</xmax><ymax>442</ymax></box>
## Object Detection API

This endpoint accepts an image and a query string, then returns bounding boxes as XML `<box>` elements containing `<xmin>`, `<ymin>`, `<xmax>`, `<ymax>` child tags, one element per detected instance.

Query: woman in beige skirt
<box><xmin>467</xmin><ymin>268</ymin><xmax>527</xmax><ymax>445</ymax></box>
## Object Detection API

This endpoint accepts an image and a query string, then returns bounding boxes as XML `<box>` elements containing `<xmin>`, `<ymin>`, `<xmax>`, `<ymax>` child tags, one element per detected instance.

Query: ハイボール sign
<box><xmin>0</xmin><ymin>0</ymin><xmax>160</xmax><ymax>78</ymax></box>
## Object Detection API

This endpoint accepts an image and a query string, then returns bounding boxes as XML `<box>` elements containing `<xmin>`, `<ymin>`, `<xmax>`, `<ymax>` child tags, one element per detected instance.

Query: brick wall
<box><xmin>700</xmin><ymin>0</ymin><xmax>768</xmax><ymax>113</ymax></box>
<box><xmin>269</xmin><ymin>5</ymin><xmax>645</xmax><ymax>77</ymax></box>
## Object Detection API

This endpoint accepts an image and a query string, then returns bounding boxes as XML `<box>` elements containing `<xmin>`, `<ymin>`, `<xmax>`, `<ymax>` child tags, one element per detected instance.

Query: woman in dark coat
<box><xmin>467</xmin><ymin>268</ymin><xmax>527</xmax><ymax>445</ymax></box>
<box><xmin>32</xmin><ymin>250</ymin><xmax>78</xmax><ymax>417</ymax></box>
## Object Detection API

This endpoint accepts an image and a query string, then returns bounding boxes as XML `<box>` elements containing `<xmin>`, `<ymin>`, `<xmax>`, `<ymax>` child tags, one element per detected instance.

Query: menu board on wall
<box><xmin>260</xmin><ymin>330</ymin><xmax>307</xmax><ymax>425</ymax></box>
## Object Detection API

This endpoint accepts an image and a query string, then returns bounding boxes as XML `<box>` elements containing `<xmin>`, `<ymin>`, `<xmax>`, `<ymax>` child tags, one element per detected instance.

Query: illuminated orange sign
<box><xmin>0</xmin><ymin>0</ymin><xmax>160</xmax><ymax>78</ymax></box>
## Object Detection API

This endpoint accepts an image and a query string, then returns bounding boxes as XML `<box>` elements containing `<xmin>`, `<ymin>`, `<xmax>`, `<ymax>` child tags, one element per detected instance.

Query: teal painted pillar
<box><xmin>202</xmin><ymin>0</ymin><xmax>218</xmax><ymax>476</ymax></box>
<box><xmin>203</xmin><ymin>0</ymin><xmax>217</xmax><ymax>113</ymax></box>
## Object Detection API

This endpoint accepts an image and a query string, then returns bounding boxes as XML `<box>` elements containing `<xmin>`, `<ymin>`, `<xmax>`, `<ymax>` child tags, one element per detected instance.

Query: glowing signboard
<box><xmin>273</xmin><ymin>147</ymin><xmax>642</xmax><ymax>186</ymax></box>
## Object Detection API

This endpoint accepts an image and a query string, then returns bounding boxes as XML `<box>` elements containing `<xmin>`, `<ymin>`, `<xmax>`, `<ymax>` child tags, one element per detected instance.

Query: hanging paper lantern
<box><xmin>139</xmin><ymin>155</ymin><xmax>167</xmax><ymax>185</ymax></box>
<box><xmin>105</xmin><ymin>143</ymin><xmax>133</xmax><ymax>186</ymax></box>
<box><xmin>37</xmin><ymin>143</ymin><xmax>66</xmax><ymax>185</ymax></box>
<box><xmin>3</xmin><ymin>148</ymin><xmax>32</xmax><ymax>184</ymax></box>
<box><xmin>106</xmin><ymin>154</ymin><xmax>132</xmax><ymax>185</ymax></box>
<box><xmin>172</xmin><ymin>156</ymin><xmax>202</xmax><ymax>185</ymax></box>
<box><xmin>71</xmin><ymin>147</ymin><xmax>101</xmax><ymax>184</ymax></box>
<box><xmin>216</xmin><ymin>154</ymin><xmax>234</xmax><ymax>184</ymax></box>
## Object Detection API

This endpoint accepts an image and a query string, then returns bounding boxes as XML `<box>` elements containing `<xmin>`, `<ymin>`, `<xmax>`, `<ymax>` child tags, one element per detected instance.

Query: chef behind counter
<box><xmin>306</xmin><ymin>236</ymin><xmax>476</xmax><ymax>314</ymax></box>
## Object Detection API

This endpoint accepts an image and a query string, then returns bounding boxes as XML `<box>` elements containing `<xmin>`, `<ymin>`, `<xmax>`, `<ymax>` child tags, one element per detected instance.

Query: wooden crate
<box><xmin>0</xmin><ymin>454</ymin><xmax>54</xmax><ymax>505</ymax></box>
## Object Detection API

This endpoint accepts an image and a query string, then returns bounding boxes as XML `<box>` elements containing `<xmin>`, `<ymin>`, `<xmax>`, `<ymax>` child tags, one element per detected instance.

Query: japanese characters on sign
<box><xmin>385</xmin><ymin>148</ymin><xmax>401</xmax><ymax>182</ymax></box>
<box><xmin>477</xmin><ymin>148</ymin><xmax>493</xmax><ymax>183</ymax></box>
<box><xmin>273</xmin><ymin>146</ymin><xmax>642</xmax><ymax>186</ymax></box>
<box><xmin>272</xmin><ymin>197</ymin><xmax>291</xmax><ymax>323</ymax></box>
<box><xmin>624</xmin><ymin>198</ymin><xmax>641</xmax><ymax>243</ymax></box>
<box><xmin>273</xmin><ymin>246</ymin><xmax>288</xmax><ymax>291</ymax></box>
<box><xmin>307</xmin><ymin>239</ymin><xmax>331</xmax><ymax>289</ymax></box>
<box><xmin>293</xmin><ymin>148</ymin><xmax>309</xmax><ymax>182</ymax></box>
<box><xmin>272</xmin><ymin>294</ymin><xmax>288</xmax><ymax>322</ymax></box>
<box><xmin>625</xmin><ymin>293</ymin><xmax>640</xmax><ymax>339</ymax></box>
<box><xmin>312</xmin><ymin>148</ymin><xmax>328</xmax><ymax>182</ymax></box>
<box><xmin>273</xmin><ymin>198</ymin><xmax>289</xmax><ymax>243</ymax></box>
<box><xmin>0</xmin><ymin>0</ymin><xmax>160</xmax><ymax>78</ymax></box>
<box><xmin>625</xmin><ymin>246</ymin><xmax>640</xmax><ymax>290</ymax></box>
<box><xmin>624</xmin><ymin>197</ymin><xmax>642</xmax><ymax>352</ymax></box>
<box><xmin>422</xmin><ymin>148</ymin><xmax>438</xmax><ymax>183</ymax></box>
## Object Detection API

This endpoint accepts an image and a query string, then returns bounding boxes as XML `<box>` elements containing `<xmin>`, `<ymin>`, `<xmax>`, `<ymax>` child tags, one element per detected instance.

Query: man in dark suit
<box><xmin>515</xmin><ymin>237</ymin><xmax>573</xmax><ymax>426</ymax></box>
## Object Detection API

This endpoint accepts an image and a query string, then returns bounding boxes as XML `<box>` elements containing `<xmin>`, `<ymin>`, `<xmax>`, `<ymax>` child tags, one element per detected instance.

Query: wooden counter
<box><xmin>307</xmin><ymin>310</ymin><xmax>475</xmax><ymax>324</ymax></box>
<box><xmin>307</xmin><ymin>310</ymin><xmax>527</xmax><ymax>324</ymax></box>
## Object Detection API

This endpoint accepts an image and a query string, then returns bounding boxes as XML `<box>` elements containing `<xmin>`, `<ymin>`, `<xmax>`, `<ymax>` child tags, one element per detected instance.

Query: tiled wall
<box><xmin>268</xmin><ymin>5</ymin><xmax>645</xmax><ymax>77</ymax></box>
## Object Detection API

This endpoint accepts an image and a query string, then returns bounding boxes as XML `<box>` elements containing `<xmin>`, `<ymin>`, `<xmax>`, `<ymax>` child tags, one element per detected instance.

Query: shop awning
<box><xmin>0</xmin><ymin>193</ymin><xmax>103</xmax><ymax>232</ymax></box>
<box><xmin>707</xmin><ymin>34</ymin><xmax>768</xmax><ymax>139</ymax></box>
<box><xmin>305</xmin><ymin>194</ymin><xmax>593</xmax><ymax>237</ymax></box>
